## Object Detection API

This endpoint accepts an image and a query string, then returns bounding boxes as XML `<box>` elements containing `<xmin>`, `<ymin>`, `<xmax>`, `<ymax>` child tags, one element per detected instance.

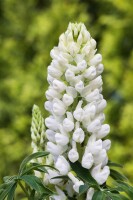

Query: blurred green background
<box><xmin>0</xmin><ymin>0</ymin><xmax>133</xmax><ymax>184</ymax></box>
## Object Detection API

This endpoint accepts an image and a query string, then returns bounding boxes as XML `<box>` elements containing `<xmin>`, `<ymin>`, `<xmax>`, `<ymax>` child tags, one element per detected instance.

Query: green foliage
<box><xmin>0</xmin><ymin>0</ymin><xmax>133</xmax><ymax>186</ymax></box>
<box><xmin>70</xmin><ymin>159</ymin><xmax>133</xmax><ymax>199</ymax></box>
<box><xmin>0</xmin><ymin>151</ymin><xmax>54</xmax><ymax>200</ymax></box>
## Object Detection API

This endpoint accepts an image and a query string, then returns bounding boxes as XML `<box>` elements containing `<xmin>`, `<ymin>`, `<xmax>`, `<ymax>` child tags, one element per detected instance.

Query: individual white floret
<box><xmin>68</xmin><ymin>141</ymin><xmax>79</xmax><ymax>163</ymax></box>
<box><xmin>102</xmin><ymin>139</ymin><xmax>111</xmax><ymax>151</ymax></box>
<box><xmin>96</xmin><ymin>124</ymin><xmax>110</xmax><ymax>139</ymax></box>
<box><xmin>45</xmin><ymin>116</ymin><xmax>59</xmax><ymax>131</ymax></box>
<box><xmin>53</xmin><ymin>98</ymin><xmax>66</xmax><ymax>116</ymax></box>
<box><xmin>90</xmin><ymin>54</ymin><xmax>102</xmax><ymax>66</ymax></box>
<box><xmin>75</xmin><ymin>81</ymin><xmax>84</xmax><ymax>93</ymax></box>
<box><xmin>47</xmin><ymin>142</ymin><xmax>67</xmax><ymax>156</ymax></box>
<box><xmin>63</xmin><ymin>112</ymin><xmax>74</xmax><ymax>132</ymax></box>
<box><xmin>45</xmin><ymin>101</ymin><xmax>53</xmax><ymax>113</ymax></box>
<box><xmin>86</xmin><ymin>188</ymin><xmax>95</xmax><ymax>200</ymax></box>
<box><xmin>73</xmin><ymin>101</ymin><xmax>84</xmax><ymax>122</ymax></box>
<box><xmin>55</xmin><ymin>156</ymin><xmax>70</xmax><ymax>175</ymax></box>
<box><xmin>62</xmin><ymin>94</ymin><xmax>74</xmax><ymax>106</ymax></box>
<box><xmin>68</xmin><ymin>172</ymin><xmax>84</xmax><ymax>193</ymax></box>
<box><xmin>53</xmin><ymin>79</ymin><xmax>66</xmax><ymax>93</ymax></box>
<box><xmin>44</xmin><ymin>169</ymin><xmax>62</xmax><ymax>185</ymax></box>
<box><xmin>46</xmin><ymin>88</ymin><xmax>62</xmax><ymax>101</ymax></box>
<box><xmin>45</xmin><ymin>129</ymin><xmax>56</xmax><ymax>143</ymax></box>
<box><xmin>73</xmin><ymin>122</ymin><xmax>85</xmax><ymax>143</ymax></box>
<box><xmin>87</xmin><ymin>119</ymin><xmax>101</xmax><ymax>133</ymax></box>
<box><xmin>83</xmin><ymin>66</ymin><xmax>96</xmax><ymax>80</ymax></box>
<box><xmin>91</xmin><ymin>164</ymin><xmax>110</xmax><ymax>185</ymax></box>
<box><xmin>81</xmin><ymin>152</ymin><xmax>94</xmax><ymax>169</ymax></box>
<box><xmin>55</xmin><ymin>132</ymin><xmax>69</xmax><ymax>146</ymax></box>
<box><xmin>50</xmin><ymin>186</ymin><xmax>67</xmax><ymax>200</ymax></box>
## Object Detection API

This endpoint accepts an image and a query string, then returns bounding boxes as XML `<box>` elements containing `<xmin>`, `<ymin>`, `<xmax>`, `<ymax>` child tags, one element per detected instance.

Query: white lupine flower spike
<box><xmin>44</xmin><ymin>22</ymin><xmax>111</xmax><ymax>199</ymax></box>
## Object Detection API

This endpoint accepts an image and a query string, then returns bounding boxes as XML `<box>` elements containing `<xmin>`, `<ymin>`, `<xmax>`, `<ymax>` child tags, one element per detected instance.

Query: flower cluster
<box><xmin>44</xmin><ymin>23</ymin><xmax>111</xmax><ymax>199</ymax></box>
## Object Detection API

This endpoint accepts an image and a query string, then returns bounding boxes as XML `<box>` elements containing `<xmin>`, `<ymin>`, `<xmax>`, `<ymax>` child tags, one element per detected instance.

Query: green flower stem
<box><xmin>18</xmin><ymin>181</ymin><xmax>31</xmax><ymax>200</ymax></box>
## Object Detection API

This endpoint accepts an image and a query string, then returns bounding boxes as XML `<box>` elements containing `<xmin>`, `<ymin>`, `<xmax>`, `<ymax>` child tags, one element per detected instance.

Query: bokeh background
<box><xmin>0</xmin><ymin>0</ymin><xmax>133</xmax><ymax>184</ymax></box>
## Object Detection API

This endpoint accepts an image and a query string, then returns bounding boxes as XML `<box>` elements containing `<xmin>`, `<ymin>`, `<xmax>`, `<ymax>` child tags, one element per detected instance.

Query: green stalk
<box><xmin>18</xmin><ymin>181</ymin><xmax>31</xmax><ymax>200</ymax></box>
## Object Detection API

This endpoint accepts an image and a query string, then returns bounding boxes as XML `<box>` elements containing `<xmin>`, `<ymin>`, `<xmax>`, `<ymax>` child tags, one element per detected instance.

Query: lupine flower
<box><xmin>44</xmin><ymin>22</ymin><xmax>111</xmax><ymax>199</ymax></box>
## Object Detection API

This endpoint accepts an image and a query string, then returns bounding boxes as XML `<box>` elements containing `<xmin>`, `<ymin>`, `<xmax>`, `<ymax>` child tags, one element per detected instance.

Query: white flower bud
<box><xmin>73</xmin><ymin>108</ymin><xmax>84</xmax><ymax>122</ymax></box>
<box><xmin>82</xmin><ymin>44</ymin><xmax>91</xmax><ymax>55</ymax></box>
<box><xmin>96</xmin><ymin>113</ymin><xmax>105</xmax><ymax>123</ymax></box>
<box><xmin>68</xmin><ymin>148</ymin><xmax>79</xmax><ymax>163</ymax></box>
<box><xmin>77</xmin><ymin>60</ymin><xmax>87</xmax><ymax>72</ymax></box>
<box><xmin>45</xmin><ymin>116</ymin><xmax>58</xmax><ymax>131</ymax></box>
<box><xmin>73</xmin><ymin>180</ymin><xmax>84</xmax><ymax>193</ymax></box>
<box><xmin>47</xmin><ymin>74</ymin><xmax>54</xmax><ymax>85</ymax></box>
<box><xmin>90</xmin><ymin>38</ymin><xmax>96</xmax><ymax>49</ymax></box>
<box><xmin>66</xmin><ymin>86</ymin><xmax>77</xmax><ymax>98</ymax></box>
<box><xmin>85</xmin><ymin>89</ymin><xmax>100</xmax><ymax>102</ymax></box>
<box><xmin>96</xmin><ymin>99</ymin><xmax>107</xmax><ymax>113</ymax></box>
<box><xmin>86</xmin><ymin>188</ymin><xmax>94</xmax><ymax>200</ymax></box>
<box><xmin>93</xmin><ymin>149</ymin><xmax>108</xmax><ymax>165</ymax></box>
<box><xmin>83</xmin><ymin>66</ymin><xmax>96</xmax><ymax>80</ymax></box>
<box><xmin>87</xmin><ymin>119</ymin><xmax>101</xmax><ymax>133</ymax></box>
<box><xmin>47</xmin><ymin>142</ymin><xmax>67</xmax><ymax>156</ymax></box>
<box><xmin>83</xmin><ymin>104</ymin><xmax>96</xmax><ymax>123</ymax></box>
<box><xmin>89</xmin><ymin>76</ymin><xmax>103</xmax><ymax>89</ymax></box>
<box><xmin>48</xmin><ymin>65</ymin><xmax>62</xmax><ymax>78</ymax></box>
<box><xmin>65</xmin><ymin>181</ymin><xmax>75</xmax><ymax>197</ymax></box>
<box><xmin>44</xmin><ymin>101</ymin><xmax>53</xmax><ymax>113</ymax></box>
<box><xmin>77</xmin><ymin>33</ymin><xmax>83</xmax><ymax>45</ymax></box>
<box><xmin>46</xmin><ymin>129</ymin><xmax>56</xmax><ymax>142</ymax></box>
<box><xmin>97</xmin><ymin>64</ymin><xmax>104</xmax><ymax>75</ymax></box>
<box><xmin>62</xmin><ymin>94</ymin><xmax>74</xmax><ymax>106</ymax></box>
<box><xmin>81</xmin><ymin>152</ymin><xmax>94</xmax><ymax>169</ymax></box>
<box><xmin>91</xmin><ymin>164</ymin><xmax>110</xmax><ymax>185</ymax></box>
<box><xmin>75</xmin><ymin>81</ymin><xmax>84</xmax><ymax>93</ymax></box>
<box><xmin>90</xmin><ymin>54</ymin><xmax>102</xmax><ymax>66</ymax></box>
<box><xmin>53</xmin><ymin>99</ymin><xmax>66</xmax><ymax>116</ymax></box>
<box><xmin>63</xmin><ymin>118</ymin><xmax>74</xmax><ymax>132</ymax></box>
<box><xmin>65</xmin><ymin>69</ymin><xmax>75</xmax><ymax>82</ymax></box>
<box><xmin>96</xmin><ymin>124</ymin><xmax>110</xmax><ymax>139</ymax></box>
<box><xmin>52</xmin><ymin>186</ymin><xmax>67</xmax><ymax>200</ymax></box>
<box><xmin>53</xmin><ymin>79</ymin><xmax>66</xmax><ymax>92</ymax></box>
<box><xmin>87</xmin><ymin>135</ymin><xmax>103</xmax><ymax>155</ymax></box>
<box><xmin>55</xmin><ymin>133</ymin><xmax>69</xmax><ymax>146</ymax></box>
<box><xmin>102</xmin><ymin>139</ymin><xmax>111</xmax><ymax>151</ymax></box>
<box><xmin>73</xmin><ymin>101</ymin><xmax>84</xmax><ymax>122</ymax></box>
<box><xmin>67</xmin><ymin>42</ymin><xmax>80</xmax><ymax>56</ymax></box>
<box><xmin>73</xmin><ymin>128</ymin><xmax>85</xmax><ymax>143</ymax></box>
<box><xmin>67</xmin><ymin>32</ymin><xmax>73</xmax><ymax>42</ymax></box>
<box><xmin>46</xmin><ymin>88</ymin><xmax>62</xmax><ymax>101</ymax></box>
<box><xmin>55</xmin><ymin>156</ymin><xmax>70</xmax><ymax>175</ymax></box>
<box><xmin>83</xmin><ymin>30</ymin><xmax>90</xmax><ymax>43</ymax></box>
<box><xmin>68</xmin><ymin>172</ymin><xmax>84</xmax><ymax>193</ymax></box>
<box><xmin>45</xmin><ymin>169</ymin><xmax>62</xmax><ymax>184</ymax></box>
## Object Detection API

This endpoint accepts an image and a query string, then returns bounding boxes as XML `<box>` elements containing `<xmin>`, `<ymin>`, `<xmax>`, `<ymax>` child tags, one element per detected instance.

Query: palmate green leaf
<box><xmin>70</xmin><ymin>161</ymin><xmax>99</xmax><ymax>189</ymax></box>
<box><xmin>7</xmin><ymin>183</ymin><xmax>17</xmax><ymax>200</ymax></box>
<box><xmin>20</xmin><ymin>175</ymin><xmax>53</xmax><ymax>196</ymax></box>
<box><xmin>19</xmin><ymin>151</ymin><xmax>49</xmax><ymax>175</ymax></box>
<box><xmin>22</xmin><ymin>163</ymin><xmax>48</xmax><ymax>175</ymax></box>
<box><xmin>108</xmin><ymin>160</ymin><xmax>123</xmax><ymax>168</ymax></box>
<box><xmin>79</xmin><ymin>184</ymin><xmax>89</xmax><ymax>195</ymax></box>
<box><xmin>20</xmin><ymin>175</ymin><xmax>43</xmax><ymax>193</ymax></box>
<box><xmin>0</xmin><ymin>181</ymin><xmax>16</xmax><ymax>200</ymax></box>
<box><xmin>105</xmin><ymin>191</ymin><xmax>129</xmax><ymax>200</ymax></box>
<box><xmin>110</xmin><ymin>169</ymin><xmax>128</xmax><ymax>181</ymax></box>
<box><xmin>115</xmin><ymin>181</ymin><xmax>133</xmax><ymax>199</ymax></box>
<box><xmin>51</xmin><ymin>175</ymin><xmax>69</xmax><ymax>181</ymax></box>
<box><xmin>92</xmin><ymin>191</ymin><xmax>106</xmax><ymax>200</ymax></box>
